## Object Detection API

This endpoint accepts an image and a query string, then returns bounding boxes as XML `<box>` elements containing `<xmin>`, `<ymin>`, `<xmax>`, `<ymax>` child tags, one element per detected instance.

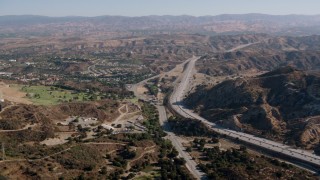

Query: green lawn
<box><xmin>125</xmin><ymin>97</ymin><xmax>139</xmax><ymax>104</ymax></box>
<box><xmin>17</xmin><ymin>85</ymin><xmax>94</xmax><ymax>105</ymax></box>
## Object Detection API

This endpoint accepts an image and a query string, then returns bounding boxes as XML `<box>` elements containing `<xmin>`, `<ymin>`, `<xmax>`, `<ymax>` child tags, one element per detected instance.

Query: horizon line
<box><xmin>1</xmin><ymin>13</ymin><xmax>320</xmax><ymax>18</ymax></box>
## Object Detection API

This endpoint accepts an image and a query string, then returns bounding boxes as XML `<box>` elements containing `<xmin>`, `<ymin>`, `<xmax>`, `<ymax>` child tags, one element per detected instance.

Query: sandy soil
<box><xmin>137</xmin><ymin>86</ymin><xmax>148</xmax><ymax>95</ymax></box>
<box><xmin>40</xmin><ymin>132</ymin><xmax>75</xmax><ymax>146</ymax></box>
<box><xmin>0</xmin><ymin>82</ymin><xmax>32</xmax><ymax>104</ymax></box>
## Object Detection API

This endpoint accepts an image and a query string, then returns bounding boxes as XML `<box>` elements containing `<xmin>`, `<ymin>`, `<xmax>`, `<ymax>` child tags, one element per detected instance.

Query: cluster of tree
<box><xmin>198</xmin><ymin>146</ymin><xmax>254</xmax><ymax>178</ymax></box>
<box><xmin>314</xmin><ymin>143</ymin><xmax>320</xmax><ymax>156</ymax></box>
<box><xmin>266</xmin><ymin>157</ymin><xmax>293</xmax><ymax>169</ymax></box>
<box><xmin>158</xmin><ymin>158</ymin><xmax>192</xmax><ymax>180</ymax></box>
<box><xmin>106</xmin><ymin>145</ymin><xmax>136</xmax><ymax>168</ymax></box>
<box><xmin>55</xmin><ymin>82</ymin><xmax>134</xmax><ymax>100</ymax></box>
<box><xmin>196</xmin><ymin>144</ymin><xmax>303</xmax><ymax>179</ymax></box>
<box><xmin>0</xmin><ymin>119</ymin><xmax>21</xmax><ymax>130</ymax></box>
<box><xmin>141</xmin><ymin>103</ymin><xmax>166</xmax><ymax>140</ymax></box>
<box><xmin>154</xmin><ymin>138</ymin><xmax>192</xmax><ymax>179</ymax></box>
<box><xmin>145</xmin><ymin>84</ymin><xmax>158</xmax><ymax>96</ymax></box>
<box><xmin>93</xmin><ymin>125</ymin><xmax>114</xmax><ymax>137</ymax></box>
<box><xmin>2</xmin><ymin>141</ymin><xmax>64</xmax><ymax>161</ymax></box>
<box><xmin>193</xmin><ymin>138</ymin><xmax>219</xmax><ymax>149</ymax></box>
<box><xmin>129</xmin><ymin>159</ymin><xmax>151</xmax><ymax>173</ymax></box>
<box><xmin>104</xmin><ymin>169</ymin><xmax>125</xmax><ymax>180</ymax></box>
<box><xmin>6</xmin><ymin>126</ymin><xmax>54</xmax><ymax>143</ymax></box>
<box><xmin>55</xmin><ymin>145</ymin><xmax>101</xmax><ymax>171</ymax></box>
<box><xmin>118</xmin><ymin>145</ymin><xmax>136</xmax><ymax>159</ymax></box>
<box><xmin>145</xmin><ymin>78</ymin><xmax>159</xmax><ymax>96</ymax></box>
<box><xmin>121</xmin><ymin>72</ymin><xmax>155</xmax><ymax>85</ymax></box>
<box><xmin>140</xmin><ymin>103</ymin><xmax>192</xmax><ymax>179</ymax></box>
<box><xmin>111</xmin><ymin>156</ymin><xmax>128</xmax><ymax>168</ymax></box>
<box><xmin>168</xmin><ymin>116</ymin><xmax>218</xmax><ymax>137</ymax></box>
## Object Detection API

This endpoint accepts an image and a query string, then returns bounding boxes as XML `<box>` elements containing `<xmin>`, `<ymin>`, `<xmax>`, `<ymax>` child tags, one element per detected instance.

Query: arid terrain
<box><xmin>1</xmin><ymin>13</ymin><xmax>320</xmax><ymax>179</ymax></box>
<box><xmin>186</xmin><ymin>66</ymin><xmax>320</xmax><ymax>150</ymax></box>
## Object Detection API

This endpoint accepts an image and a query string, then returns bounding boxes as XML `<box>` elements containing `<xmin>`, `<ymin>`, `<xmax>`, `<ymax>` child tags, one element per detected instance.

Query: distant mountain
<box><xmin>1</xmin><ymin>14</ymin><xmax>320</xmax><ymax>25</ymax></box>
<box><xmin>1</xmin><ymin>14</ymin><xmax>320</xmax><ymax>36</ymax></box>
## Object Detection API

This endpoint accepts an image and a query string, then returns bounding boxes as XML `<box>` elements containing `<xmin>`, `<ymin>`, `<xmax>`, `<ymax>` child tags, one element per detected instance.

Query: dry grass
<box><xmin>0</xmin><ymin>82</ymin><xmax>32</xmax><ymax>104</ymax></box>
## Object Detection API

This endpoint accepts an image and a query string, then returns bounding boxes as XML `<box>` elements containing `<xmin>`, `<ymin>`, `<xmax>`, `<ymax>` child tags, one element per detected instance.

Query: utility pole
<box><xmin>1</xmin><ymin>142</ymin><xmax>4</xmax><ymax>160</ymax></box>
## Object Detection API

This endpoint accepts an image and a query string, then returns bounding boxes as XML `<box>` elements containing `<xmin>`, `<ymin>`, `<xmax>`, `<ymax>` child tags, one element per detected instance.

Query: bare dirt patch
<box><xmin>0</xmin><ymin>82</ymin><xmax>32</xmax><ymax>104</ymax></box>
<box><xmin>137</xmin><ymin>86</ymin><xmax>148</xmax><ymax>95</ymax></box>
<box><xmin>40</xmin><ymin>132</ymin><xmax>75</xmax><ymax>146</ymax></box>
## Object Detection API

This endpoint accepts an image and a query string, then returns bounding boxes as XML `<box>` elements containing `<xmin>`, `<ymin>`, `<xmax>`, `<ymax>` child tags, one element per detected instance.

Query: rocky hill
<box><xmin>185</xmin><ymin>67</ymin><xmax>320</xmax><ymax>149</ymax></box>
<box><xmin>197</xmin><ymin>35</ymin><xmax>320</xmax><ymax>76</ymax></box>
<box><xmin>0</xmin><ymin>100</ymin><xmax>120</xmax><ymax>131</ymax></box>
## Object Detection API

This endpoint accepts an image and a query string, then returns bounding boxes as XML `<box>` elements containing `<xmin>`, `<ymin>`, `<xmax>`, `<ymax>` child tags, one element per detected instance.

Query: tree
<box><xmin>314</xmin><ymin>143</ymin><xmax>320</xmax><ymax>156</ymax></box>
<box><xmin>211</xmin><ymin>137</ymin><xmax>219</xmax><ymax>144</ymax></box>
<box><xmin>240</xmin><ymin>145</ymin><xmax>247</xmax><ymax>152</ymax></box>
<box><xmin>275</xmin><ymin>171</ymin><xmax>283</xmax><ymax>178</ymax></box>
<box><xmin>127</xmin><ymin>173</ymin><xmax>135</xmax><ymax>179</ymax></box>
<box><xmin>186</xmin><ymin>147</ymin><xmax>192</xmax><ymax>152</ymax></box>
<box><xmin>100</xmin><ymin>166</ymin><xmax>107</xmax><ymax>175</ymax></box>
<box><xmin>76</xmin><ymin>174</ymin><xmax>85</xmax><ymax>180</ymax></box>
<box><xmin>168</xmin><ymin>148</ymin><xmax>179</xmax><ymax>158</ymax></box>
<box><xmin>174</xmin><ymin>158</ymin><xmax>186</xmax><ymax>165</ymax></box>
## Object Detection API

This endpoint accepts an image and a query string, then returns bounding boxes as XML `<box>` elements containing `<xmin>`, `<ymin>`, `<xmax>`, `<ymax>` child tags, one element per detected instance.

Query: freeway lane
<box><xmin>129</xmin><ymin>58</ymin><xmax>192</xmax><ymax>98</ymax></box>
<box><xmin>129</xmin><ymin>58</ymin><xmax>206</xmax><ymax>179</ymax></box>
<box><xmin>130</xmin><ymin>49</ymin><xmax>320</xmax><ymax>178</ymax></box>
<box><xmin>157</xmin><ymin>105</ymin><xmax>205</xmax><ymax>180</ymax></box>
<box><xmin>169</xmin><ymin>54</ymin><xmax>320</xmax><ymax>173</ymax></box>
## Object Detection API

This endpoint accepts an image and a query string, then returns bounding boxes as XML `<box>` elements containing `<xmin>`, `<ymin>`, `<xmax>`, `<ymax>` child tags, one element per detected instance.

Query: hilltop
<box><xmin>196</xmin><ymin>35</ymin><xmax>320</xmax><ymax>76</ymax></box>
<box><xmin>185</xmin><ymin>67</ymin><xmax>320</xmax><ymax>149</ymax></box>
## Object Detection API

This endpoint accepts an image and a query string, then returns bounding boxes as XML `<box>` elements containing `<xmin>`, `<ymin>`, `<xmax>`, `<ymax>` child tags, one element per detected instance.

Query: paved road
<box><xmin>225</xmin><ymin>42</ymin><xmax>260</xmax><ymax>52</ymax></box>
<box><xmin>87</xmin><ymin>60</ymin><xmax>100</xmax><ymax>76</ymax></box>
<box><xmin>129</xmin><ymin>59</ymin><xmax>206</xmax><ymax>179</ymax></box>
<box><xmin>128</xmin><ymin>59</ymin><xmax>192</xmax><ymax>98</ymax></box>
<box><xmin>130</xmin><ymin>47</ymin><xmax>320</xmax><ymax>177</ymax></box>
<box><xmin>169</xmin><ymin>55</ymin><xmax>320</xmax><ymax>173</ymax></box>
<box><xmin>157</xmin><ymin>105</ymin><xmax>206</xmax><ymax>179</ymax></box>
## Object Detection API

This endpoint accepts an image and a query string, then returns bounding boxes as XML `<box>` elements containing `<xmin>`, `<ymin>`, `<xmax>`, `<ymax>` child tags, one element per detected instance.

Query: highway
<box><xmin>225</xmin><ymin>42</ymin><xmax>261</xmax><ymax>52</ymax></box>
<box><xmin>129</xmin><ymin>59</ymin><xmax>206</xmax><ymax>179</ymax></box>
<box><xmin>130</xmin><ymin>48</ymin><xmax>320</xmax><ymax>178</ymax></box>
<box><xmin>169</xmin><ymin>55</ymin><xmax>320</xmax><ymax>174</ymax></box>
<box><xmin>128</xmin><ymin>58</ymin><xmax>192</xmax><ymax>98</ymax></box>
<box><xmin>157</xmin><ymin>105</ymin><xmax>205</xmax><ymax>180</ymax></box>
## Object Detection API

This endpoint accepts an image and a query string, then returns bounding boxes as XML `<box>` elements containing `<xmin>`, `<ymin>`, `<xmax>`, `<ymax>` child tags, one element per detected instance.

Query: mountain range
<box><xmin>1</xmin><ymin>14</ymin><xmax>320</xmax><ymax>36</ymax></box>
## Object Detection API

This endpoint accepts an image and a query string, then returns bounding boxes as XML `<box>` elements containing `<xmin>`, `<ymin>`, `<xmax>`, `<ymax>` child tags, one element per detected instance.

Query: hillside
<box><xmin>185</xmin><ymin>67</ymin><xmax>320</xmax><ymax>149</ymax></box>
<box><xmin>0</xmin><ymin>100</ymin><xmax>120</xmax><ymax>131</ymax></box>
<box><xmin>197</xmin><ymin>35</ymin><xmax>320</xmax><ymax>76</ymax></box>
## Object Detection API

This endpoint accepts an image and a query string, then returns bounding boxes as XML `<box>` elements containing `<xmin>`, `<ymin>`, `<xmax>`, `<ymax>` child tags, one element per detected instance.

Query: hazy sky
<box><xmin>1</xmin><ymin>0</ymin><xmax>320</xmax><ymax>17</ymax></box>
